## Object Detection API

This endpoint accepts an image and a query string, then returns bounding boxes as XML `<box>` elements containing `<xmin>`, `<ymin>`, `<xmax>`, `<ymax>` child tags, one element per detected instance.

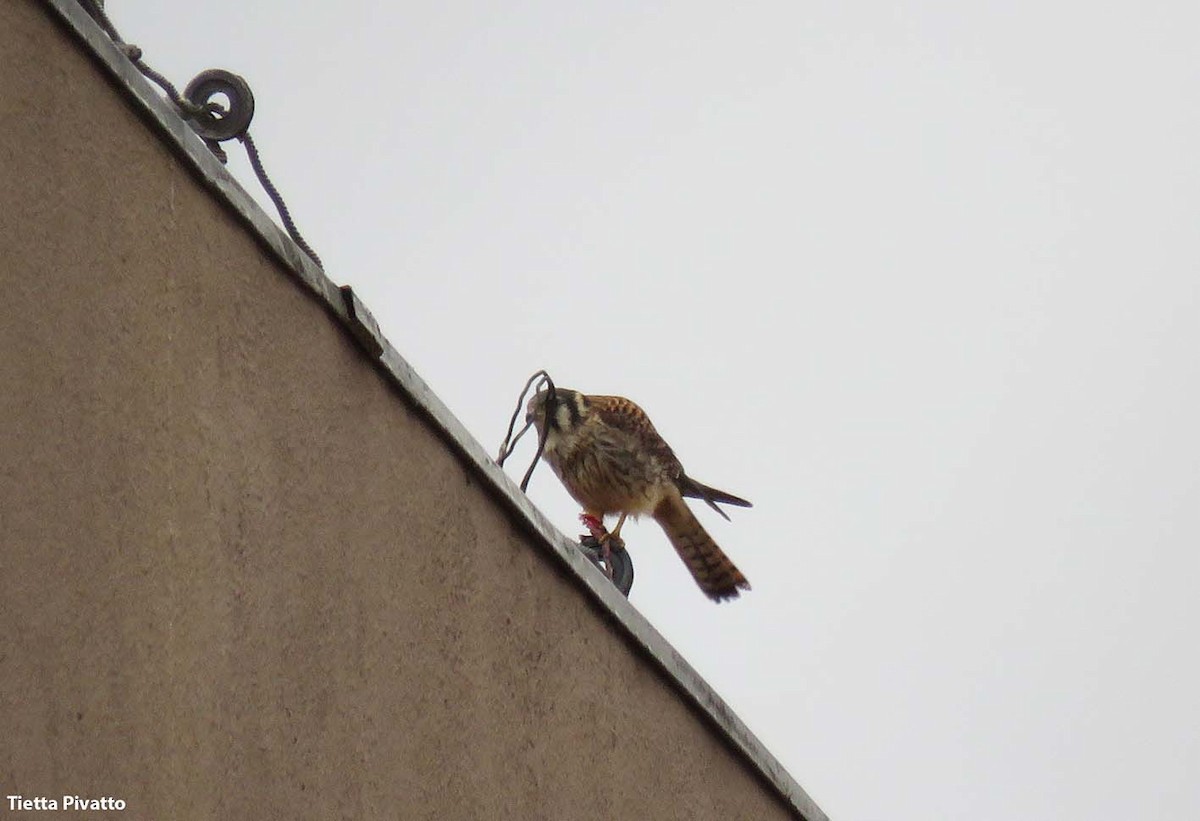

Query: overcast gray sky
<box><xmin>113</xmin><ymin>1</ymin><xmax>1198</xmax><ymax>818</ymax></box>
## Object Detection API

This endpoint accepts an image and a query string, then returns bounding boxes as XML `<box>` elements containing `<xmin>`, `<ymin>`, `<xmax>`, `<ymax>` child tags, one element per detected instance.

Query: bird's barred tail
<box><xmin>653</xmin><ymin>495</ymin><xmax>750</xmax><ymax>602</ymax></box>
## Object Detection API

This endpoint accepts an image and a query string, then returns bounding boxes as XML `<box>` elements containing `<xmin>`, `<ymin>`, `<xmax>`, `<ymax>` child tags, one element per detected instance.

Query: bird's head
<box><xmin>526</xmin><ymin>386</ymin><xmax>586</xmax><ymax>437</ymax></box>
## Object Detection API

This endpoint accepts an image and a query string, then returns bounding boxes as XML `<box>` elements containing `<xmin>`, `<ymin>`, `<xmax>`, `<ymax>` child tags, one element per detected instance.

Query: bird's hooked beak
<box><xmin>526</xmin><ymin>388</ymin><xmax>559</xmax><ymax>428</ymax></box>
<box><xmin>524</xmin><ymin>395</ymin><xmax>540</xmax><ymax>427</ymax></box>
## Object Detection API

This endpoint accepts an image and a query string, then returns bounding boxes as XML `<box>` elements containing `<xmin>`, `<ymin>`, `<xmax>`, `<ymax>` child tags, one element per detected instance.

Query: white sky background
<box><xmin>111</xmin><ymin>2</ymin><xmax>1198</xmax><ymax>818</ymax></box>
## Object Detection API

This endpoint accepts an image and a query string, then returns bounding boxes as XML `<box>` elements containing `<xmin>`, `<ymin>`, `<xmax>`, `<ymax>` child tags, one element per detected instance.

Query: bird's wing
<box><xmin>588</xmin><ymin>394</ymin><xmax>685</xmax><ymax>474</ymax></box>
<box><xmin>590</xmin><ymin>395</ymin><xmax>751</xmax><ymax>520</ymax></box>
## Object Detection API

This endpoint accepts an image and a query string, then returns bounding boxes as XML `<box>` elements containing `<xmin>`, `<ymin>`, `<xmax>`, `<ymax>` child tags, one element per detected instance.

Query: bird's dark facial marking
<box><xmin>545</xmin><ymin>388</ymin><xmax>580</xmax><ymax>431</ymax></box>
<box><xmin>565</xmin><ymin>393</ymin><xmax>582</xmax><ymax>428</ymax></box>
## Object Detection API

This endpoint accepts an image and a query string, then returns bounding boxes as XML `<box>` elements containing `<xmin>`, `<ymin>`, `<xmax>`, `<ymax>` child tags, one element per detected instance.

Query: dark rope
<box><xmin>240</xmin><ymin>131</ymin><xmax>323</xmax><ymax>269</ymax></box>
<box><xmin>76</xmin><ymin>0</ymin><xmax>323</xmax><ymax>270</ymax></box>
<box><xmin>79</xmin><ymin>1</ymin><xmax>202</xmax><ymax>114</ymax></box>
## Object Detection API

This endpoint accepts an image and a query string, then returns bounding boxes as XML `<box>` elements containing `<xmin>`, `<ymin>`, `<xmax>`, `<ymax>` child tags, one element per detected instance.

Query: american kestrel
<box><xmin>526</xmin><ymin>388</ymin><xmax>751</xmax><ymax>601</ymax></box>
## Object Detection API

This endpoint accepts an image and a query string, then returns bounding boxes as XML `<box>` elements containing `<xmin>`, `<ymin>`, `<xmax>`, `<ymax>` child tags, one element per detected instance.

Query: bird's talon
<box><xmin>579</xmin><ymin>513</ymin><xmax>608</xmax><ymax>543</ymax></box>
<box><xmin>601</xmin><ymin>557</ymin><xmax>615</xmax><ymax>579</ymax></box>
<box><xmin>577</xmin><ymin>535</ymin><xmax>602</xmax><ymax>563</ymax></box>
<box><xmin>577</xmin><ymin>534</ymin><xmax>615</xmax><ymax>579</ymax></box>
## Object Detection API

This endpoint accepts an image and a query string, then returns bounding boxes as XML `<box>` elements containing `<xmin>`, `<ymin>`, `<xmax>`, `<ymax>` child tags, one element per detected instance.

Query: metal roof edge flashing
<box><xmin>41</xmin><ymin>3</ymin><xmax>828</xmax><ymax>819</ymax></box>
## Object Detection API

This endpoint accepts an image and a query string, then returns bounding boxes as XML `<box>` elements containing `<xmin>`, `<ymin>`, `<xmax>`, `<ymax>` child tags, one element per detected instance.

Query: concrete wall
<box><xmin>0</xmin><ymin>3</ymin><xmax>806</xmax><ymax>819</ymax></box>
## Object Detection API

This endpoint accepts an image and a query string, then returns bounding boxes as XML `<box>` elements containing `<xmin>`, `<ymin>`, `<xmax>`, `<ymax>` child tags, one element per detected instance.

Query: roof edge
<box><xmin>42</xmin><ymin>4</ymin><xmax>828</xmax><ymax>819</ymax></box>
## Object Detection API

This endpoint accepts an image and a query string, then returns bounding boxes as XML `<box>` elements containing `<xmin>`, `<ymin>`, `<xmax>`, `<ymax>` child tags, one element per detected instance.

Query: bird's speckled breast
<box><xmin>541</xmin><ymin>417</ymin><xmax>670</xmax><ymax>516</ymax></box>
